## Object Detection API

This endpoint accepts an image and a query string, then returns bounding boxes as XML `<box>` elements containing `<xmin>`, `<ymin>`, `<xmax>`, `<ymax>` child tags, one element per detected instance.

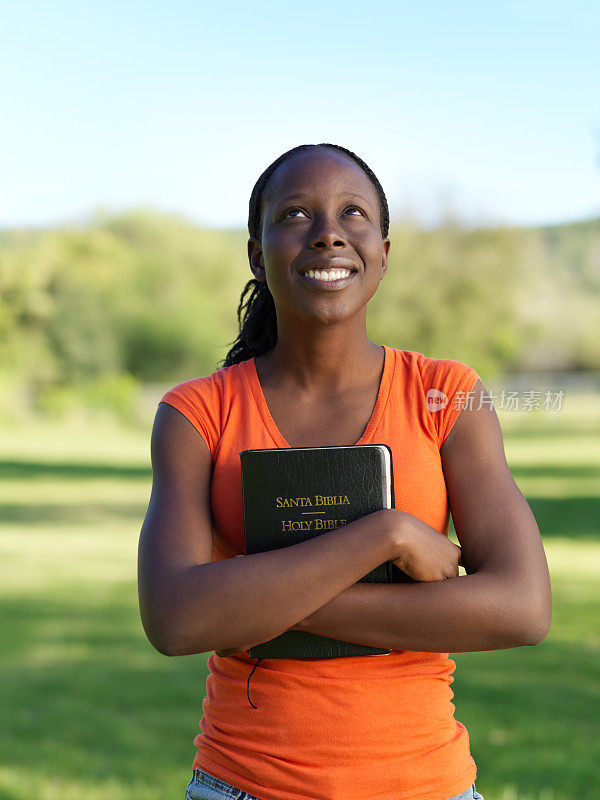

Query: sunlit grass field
<box><xmin>1</xmin><ymin>392</ymin><xmax>598</xmax><ymax>800</ymax></box>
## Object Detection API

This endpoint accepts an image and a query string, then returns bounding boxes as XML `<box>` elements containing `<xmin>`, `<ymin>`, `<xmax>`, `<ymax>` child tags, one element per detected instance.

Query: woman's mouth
<box><xmin>298</xmin><ymin>267</ymin><xmax>357</xmax><ymax>289</ymax></box>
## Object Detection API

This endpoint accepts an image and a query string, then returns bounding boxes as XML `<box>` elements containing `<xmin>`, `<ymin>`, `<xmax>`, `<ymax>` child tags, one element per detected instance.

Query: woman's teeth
<box><xmin>302</xmin><ymin>268</ymin><xmax>351</xmax><ymax>282</ymax></box>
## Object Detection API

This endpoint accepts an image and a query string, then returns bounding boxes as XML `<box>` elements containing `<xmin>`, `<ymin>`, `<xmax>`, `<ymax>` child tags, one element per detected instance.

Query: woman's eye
<box><xmin>344</xmin><ymin>206</ymin><xmax>364</xmax><ymax>217</ymax></box>
<box><xmin>286</xmin><ymin>208</ymin><xmax>307</xmax><ymax>218</ymax></box>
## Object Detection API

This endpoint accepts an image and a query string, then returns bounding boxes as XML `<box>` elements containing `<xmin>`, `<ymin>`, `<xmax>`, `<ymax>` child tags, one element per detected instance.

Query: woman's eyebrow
<box><xmin>276</xmin><ymin>194</ymin><xmax>306</xmax><ymax>204</ymax></box>
<box><xmin>342</xmin><ymin>193</ymin><xmax>372</xmax><ymax>204</ymax></box>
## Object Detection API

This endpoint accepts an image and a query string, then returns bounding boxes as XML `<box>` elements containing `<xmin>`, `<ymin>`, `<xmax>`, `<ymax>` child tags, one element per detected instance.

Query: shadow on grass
<box><xmin>0</xmin><ymin>588</ymin><xmax>598</xmax><ymax>799</ymax></box>
<box><xmin>502</xmin><ymin>425</ymin><xmax>598</xmax><ymax>440</ymax></box>
<box><xmin>525</xmin><ymin>496</ymin><xmax>600</xmax><ymax>539</ymax></box>
<box><xmin>0</xmin><ymin>502</ymin><xmax>146</xmax><ymax>524</ymax></box>
<box><xmin>4</xmin><ymin>456</ymin><xmax>598</xmax><ymax>482</ymax></box>
<box><xmin>1</xmin><ymin>454</ymin><xmax>599</xmax><ymax>540</ymax></box>
<box><xmin>510</xmin><ymin>464</ymin><xmax>600</xmax><ymax>479</ymax></box>
<box><xmin>2</xmin><ymin>494</ymin><xmax>597</xmax><ymax>537</ymax></box>
<box><xmin>449</xmin><ymin>495</ymin><xmax>599</xmax><ymax>541</ymax></box>
<box><xmin>0</xmin><ymin>460</ymin><xmax>151</xmax><ymax>480</ymax></box>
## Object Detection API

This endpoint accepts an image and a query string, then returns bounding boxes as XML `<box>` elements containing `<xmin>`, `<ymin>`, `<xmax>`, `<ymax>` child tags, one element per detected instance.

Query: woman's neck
<box><xmin>257</xmin><ymin>329</ymin><xmax>383</xmax><ymax>394</ymax></box>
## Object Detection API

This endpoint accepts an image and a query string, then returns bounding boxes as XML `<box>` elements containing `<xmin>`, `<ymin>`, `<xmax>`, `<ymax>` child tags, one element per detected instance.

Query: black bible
<box><xmin>240</xmin><ymin>444</ymin><xmax>395</xmax><ymax>659</ymax></box>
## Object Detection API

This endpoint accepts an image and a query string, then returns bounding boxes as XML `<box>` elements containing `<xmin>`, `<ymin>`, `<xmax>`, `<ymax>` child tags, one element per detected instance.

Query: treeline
<box><xmin>1</xmin><ymin>209</ymin><xmax>599</xmax><ymax>418</ymax></box>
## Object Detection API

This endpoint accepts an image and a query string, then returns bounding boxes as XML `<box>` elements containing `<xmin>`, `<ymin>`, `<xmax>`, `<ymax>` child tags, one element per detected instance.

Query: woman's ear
<box><xmin>248</xmin><ymin>238</ymin><xmax>266</xmax><ymax>282</ymax></box>
<box><xmin>381</xmin><ymin>238</ymin><xmax>391</xmax><ymax>279</ymax></box>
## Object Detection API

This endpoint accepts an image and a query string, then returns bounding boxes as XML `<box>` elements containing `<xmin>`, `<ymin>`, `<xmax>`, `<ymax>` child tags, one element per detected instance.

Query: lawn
<box><xmin>0</xmin><ymin>392</ymin><xmax>598</xmax><ymax>800</ymax></box>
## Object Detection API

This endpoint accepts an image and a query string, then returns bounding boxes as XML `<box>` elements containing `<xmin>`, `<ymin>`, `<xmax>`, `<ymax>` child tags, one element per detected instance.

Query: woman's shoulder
<box><xmin>390</xmin><ymin>347</ymin><xmax>480</xmax><ymax>388</ymax></box>
<box><xmin>387</xmin><ymin>347</ymin><xmax>482</xmax><ymax>448</ymax></box>
<box><xmin>160</xmin><ymin>358</ymin><xmax>250</xmax><ymax>405</ymax></box>
<box><xmin>157</xmin><ymin>359</ymin><xmax>251</xmax><ymax>454</ymax></box>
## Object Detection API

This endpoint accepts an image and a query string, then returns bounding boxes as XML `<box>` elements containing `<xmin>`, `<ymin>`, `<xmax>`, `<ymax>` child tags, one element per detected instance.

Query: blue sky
<box><xmin>1</xmin><ymin>0</ymin><xmax>598</xmax><ymax>229</ymax></box>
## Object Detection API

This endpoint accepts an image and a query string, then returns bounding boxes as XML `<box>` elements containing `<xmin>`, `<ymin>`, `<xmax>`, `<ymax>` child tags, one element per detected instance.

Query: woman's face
<box><xmin>249</xmin><ymin>148</ymin><xmax>390</xmax><ymax>326</ymax></box>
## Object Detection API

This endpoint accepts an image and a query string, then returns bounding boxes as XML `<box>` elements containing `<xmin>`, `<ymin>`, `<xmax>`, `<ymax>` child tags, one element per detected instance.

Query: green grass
<box><xmin>0</xmin><ymin>394</ymin><xmax>598</xmax><ymax>800</ymax></box>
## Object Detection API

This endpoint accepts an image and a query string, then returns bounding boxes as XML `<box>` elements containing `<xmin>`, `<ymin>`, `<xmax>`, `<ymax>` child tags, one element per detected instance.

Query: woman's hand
<box><xmin>385</xmin><ymin>509</ymin><xmax>462</xmax><ymax>582</ymax></box>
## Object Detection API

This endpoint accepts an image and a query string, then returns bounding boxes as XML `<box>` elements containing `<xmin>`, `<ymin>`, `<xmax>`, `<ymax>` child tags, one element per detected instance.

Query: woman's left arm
<box><xmin>293</xmin><ymin>380</ymin><xmax>552</xmax><ymax>652</ymax></box>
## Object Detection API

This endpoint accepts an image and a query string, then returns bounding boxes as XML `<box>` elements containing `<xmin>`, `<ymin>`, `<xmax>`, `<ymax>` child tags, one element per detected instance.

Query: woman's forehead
<box><xmin>264</xmin><ymin>149</ymin><xmax>378</xmax><ymax>208</ymax></box>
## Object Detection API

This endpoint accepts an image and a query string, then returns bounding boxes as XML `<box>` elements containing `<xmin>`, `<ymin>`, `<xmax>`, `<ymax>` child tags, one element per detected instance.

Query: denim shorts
<box><xmin>184</xmin><ymin>767</ymin><xmax>484</xmax><ymax>800</ymax></box>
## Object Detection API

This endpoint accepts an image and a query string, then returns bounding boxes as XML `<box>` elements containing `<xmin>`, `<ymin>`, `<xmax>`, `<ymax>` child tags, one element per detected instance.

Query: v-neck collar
<box><xmin>242</xmin><ymin>344</ymin><xmax>394</xmax><ymax>449</ymax></box>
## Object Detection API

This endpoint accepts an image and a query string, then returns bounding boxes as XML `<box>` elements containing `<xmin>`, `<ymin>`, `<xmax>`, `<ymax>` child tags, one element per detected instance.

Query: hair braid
<box><xmin>220</xmin><ymin>278</ymin><xmax>277</xmax><ymax>367</ymax></box>
<box><xmin>219</xmin><ymin>143</ymin><xmax>389</xmax><ymax>368</ymax></box>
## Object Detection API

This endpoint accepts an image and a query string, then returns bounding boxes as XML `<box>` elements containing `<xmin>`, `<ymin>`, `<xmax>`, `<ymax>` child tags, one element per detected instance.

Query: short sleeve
<box><xmin>418</xmin><ymin>356</ymin><xmax>481</xmax><ymax>449</ymax></box>
<box><xmin>159</xmin><ymin>376</ymin><xmax>222</xmax><ymax>458</ymax></box>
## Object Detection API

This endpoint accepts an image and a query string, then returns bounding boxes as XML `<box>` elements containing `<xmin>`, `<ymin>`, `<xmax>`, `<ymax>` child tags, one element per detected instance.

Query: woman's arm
<box><xmin>292</xmin><ymin>380</ymin><xmax>552</xmax><ymax>652</ymax></box>
<box><xmin>138</xmin><ymin>404</ymin><xmax>459</xmax><ymax>657</ymax></box>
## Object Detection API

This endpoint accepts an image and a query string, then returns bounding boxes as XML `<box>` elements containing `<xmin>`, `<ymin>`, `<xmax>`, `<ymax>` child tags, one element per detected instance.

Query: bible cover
<box><xmin>240</xmin><ymin>444</ymin><xmax>395</xmax><ymax>659</ymax></box>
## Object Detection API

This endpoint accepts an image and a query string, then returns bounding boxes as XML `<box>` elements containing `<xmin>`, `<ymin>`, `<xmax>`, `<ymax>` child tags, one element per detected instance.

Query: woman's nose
<box><xmin>309</xmin><ymin>216</ymin><xmax>346</xmax><ymax>249</ymax></box>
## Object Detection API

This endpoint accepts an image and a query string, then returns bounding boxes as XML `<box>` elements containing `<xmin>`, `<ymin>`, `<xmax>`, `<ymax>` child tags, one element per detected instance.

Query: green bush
<box><xmin>1</xmin><ymin>209</ymin><xmax>599</xmax><ymax>419</ymax></box>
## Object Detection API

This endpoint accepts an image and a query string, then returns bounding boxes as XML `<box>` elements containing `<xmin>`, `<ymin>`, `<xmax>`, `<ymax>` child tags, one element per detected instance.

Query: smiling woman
<box><xmin>137</xmin><ymin>143</ymin><xmax>551</xmax><ymax>800</ymax></box>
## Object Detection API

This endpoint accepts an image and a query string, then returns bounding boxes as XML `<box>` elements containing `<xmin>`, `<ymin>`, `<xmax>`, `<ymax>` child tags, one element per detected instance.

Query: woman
<box><xmin>138</xmin><ymin>143</ymin><xmax>551</xmax><ymax>800</ymax></box>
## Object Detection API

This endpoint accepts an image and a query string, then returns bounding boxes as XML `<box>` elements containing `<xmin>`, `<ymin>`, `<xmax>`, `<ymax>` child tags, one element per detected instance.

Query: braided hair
<box><xmin>219</xmin><ymin>143</ymin><xmax>389</xmax><ymax>368</ymax></box>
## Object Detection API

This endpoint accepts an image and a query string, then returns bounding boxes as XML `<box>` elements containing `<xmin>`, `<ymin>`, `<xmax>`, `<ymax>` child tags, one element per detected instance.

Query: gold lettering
<box><xmin>313</xmin><ymin>495</ymin><xmax>351</xmax><ymax>506</ymax></box>
<box><xmin>276</xmin><ymin>496</ymin><xmax>314</xmax><ymax>508</ymax></box>
<box><xmin>314</xmin><ymin>518</ymin><xmax>349</xmax><ymax>531</ymax></box>
<box><xmin>281</xmin><ymin>519</ymin><xmax>314</xmax><ymax>532</ymax></box>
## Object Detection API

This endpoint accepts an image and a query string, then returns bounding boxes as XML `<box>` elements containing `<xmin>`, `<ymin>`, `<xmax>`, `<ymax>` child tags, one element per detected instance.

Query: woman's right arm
<box><xmin>138</xmin><ymin>404</ymin><xmax>461</xmax><ymax>656</ymax></box>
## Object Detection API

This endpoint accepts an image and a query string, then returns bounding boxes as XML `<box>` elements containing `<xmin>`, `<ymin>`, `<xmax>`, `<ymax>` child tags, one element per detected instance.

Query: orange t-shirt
<box><xmin>160</xmin><ymin>345</ymin><xmax>481</xmax><ymax>800</ymax></box>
